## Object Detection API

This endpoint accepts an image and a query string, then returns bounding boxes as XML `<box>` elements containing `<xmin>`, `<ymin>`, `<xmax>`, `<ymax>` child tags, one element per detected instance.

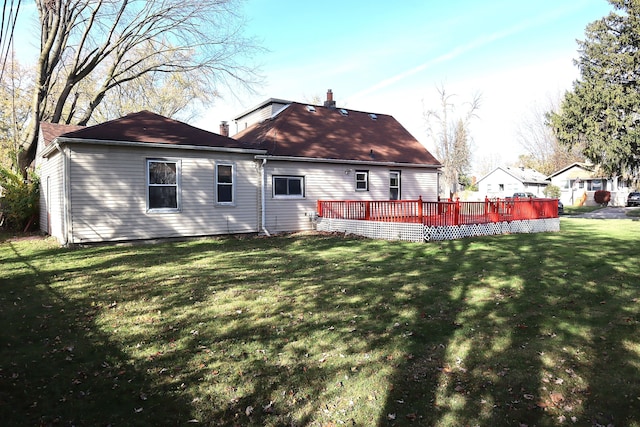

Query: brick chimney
<box><xmin>324</xmin><ymin>89</ymin><xmax>336</xmax><ymax>109</ymax></box>
<box><xmin>219</xmin><ymin>121</ymin><xmax>229</xmax><ymax>137</ymax></box>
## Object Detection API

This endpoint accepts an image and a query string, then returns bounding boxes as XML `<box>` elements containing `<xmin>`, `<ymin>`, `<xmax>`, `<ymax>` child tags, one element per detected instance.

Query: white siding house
<box><xmin>36</xmin><ymin>92</ymin><xmax>442</xmax><ymax>245</ymax></box>
<box><xmin>36</xmin><ymin>112</ymin><xmax>265</xmax><ymax>245</ymax></box>
<box><xmin>548</xmin><ymin>162</ymin><xmax>633</xmax><ymax>207</ymax></box>
<box><xmin>476</xmin><ymin>166</ymin><xmax>549</xmax><ymax>199</ymax></box>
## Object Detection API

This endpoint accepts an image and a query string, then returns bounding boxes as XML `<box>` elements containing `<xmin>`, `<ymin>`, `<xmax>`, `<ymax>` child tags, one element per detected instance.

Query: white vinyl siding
<box><xmin>65</xmin><ymin>144</ymin><xmax>259</xmax><ymax>243</ymax></box>
<box><xmin>37</xmin><ymin>149</ymin><xmax>66</xmax><ymax>243</ymax></box>
<box><xmin>263</xmin><ymin>161</ymin><xmax>438</xmax><ymax>233</ymax></box>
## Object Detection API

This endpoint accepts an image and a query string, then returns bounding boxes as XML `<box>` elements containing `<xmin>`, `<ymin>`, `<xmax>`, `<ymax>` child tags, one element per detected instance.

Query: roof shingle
<box><xmin>47</xmin><ymin>111</ymin><xmax>242</xmax><ymax>148</ymax></box>
<box><xmin>233</xmin><ymin>102</ymin><xmax>440</xmax><ymax>165</ymax></box>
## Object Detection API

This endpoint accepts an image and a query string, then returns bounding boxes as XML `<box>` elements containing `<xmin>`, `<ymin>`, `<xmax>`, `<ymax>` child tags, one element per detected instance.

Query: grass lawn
<box><xmin>561</xmin><ymin>205</ymin><xmax>603</xmax><ymax>216</ymax></box>
<box><xmin>2</xmin><ymin>218</ymin><xmax>640</xmax><ymax>426</ymax></box>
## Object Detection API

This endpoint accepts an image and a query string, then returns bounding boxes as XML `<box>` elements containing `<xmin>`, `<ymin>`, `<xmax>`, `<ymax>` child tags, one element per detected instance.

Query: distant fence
<box><xmin>315</xmin><ymin>197</ymin><xmax>560</xmax><ymax>242</ymax></box>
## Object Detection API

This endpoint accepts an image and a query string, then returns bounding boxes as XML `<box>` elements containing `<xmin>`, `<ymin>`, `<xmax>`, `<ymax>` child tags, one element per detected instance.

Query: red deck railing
<box><xmin>317</xmin><ymin>196</ymin><xmax>559</xmax><ymax>227</ymax></box>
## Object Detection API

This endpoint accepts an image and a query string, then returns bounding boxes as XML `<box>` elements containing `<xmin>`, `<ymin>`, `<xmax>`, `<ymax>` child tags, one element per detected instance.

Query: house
<box><xmin>35</xmin><ymin>91</ymin><xmax>441</xmax><ymax>245</ymax></box>
<box><xmin>232</xmin><ymin>90</ymin><xmax>441</xmax><ymax>233</ymax></box>
<box><xmin>548</xmin><ymin>162</ymin><xmax>632</xmax><ymax>206</ymax></box>
<box><xmin>476</xmin><ymin>166</ymin><xmax>549</xmax><ymax>199</ymax></box>
<box><xmin>35</xmin><ymin>111</ymin><xmax>266</xmax><ymax>245</ymax></box>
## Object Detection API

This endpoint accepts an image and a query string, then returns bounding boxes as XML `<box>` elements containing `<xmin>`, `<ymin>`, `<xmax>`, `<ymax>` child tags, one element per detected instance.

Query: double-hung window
<box><xmin>216</xmin><ymin>163</ymin><xmax>235</xmax><ymax>205</ymax></box>
<box><xmin>147</xmin><ymin>159</ymin><xmax>180</xmax><ymax>211</ymax></box>
<box><xmin>273</xmin><ymin>176</ymin><xmax>304</xmax><ymax>198</ymax></box>
<box><xmin>355</xmin><ymin>170</ymin><xmax>369</xmax><ymax>191</ymax></box>
<box><xmin>389</xmin><ymin>170</ymin><xmax>401</xmax><ymax>200</ymax></box>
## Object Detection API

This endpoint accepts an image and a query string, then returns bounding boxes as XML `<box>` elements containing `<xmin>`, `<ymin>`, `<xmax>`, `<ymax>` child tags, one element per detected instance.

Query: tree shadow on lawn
<box><xmin>3</xmin><ymin>223</ymin><xmax>640</xmax><ymax>426</ymax></box>
<box><xmin>376</xmin><ymin>220</ymin><xmax>640</xmax><ymax>426</ymax></box>
<box><xmin>0</xmin><ymin>241</ymin><xmax>198</xmax><ymax>426</ymax></box>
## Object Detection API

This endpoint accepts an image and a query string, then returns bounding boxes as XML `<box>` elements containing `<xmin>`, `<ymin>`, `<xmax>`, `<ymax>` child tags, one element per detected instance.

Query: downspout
<box><xmin>261</xmin><ymin>158</ymin><xmax>271</xmax><ymax>236</ymax></box>
<box><xmin>61</xmin><ymin>144</ymin><xmax>72</xmax><ymax>246</ymax></box>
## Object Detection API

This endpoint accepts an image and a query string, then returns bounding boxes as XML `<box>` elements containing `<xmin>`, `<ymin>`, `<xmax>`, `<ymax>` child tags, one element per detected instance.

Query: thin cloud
<box><xmin>345</xmin><ymin>5</ymin><xmax>584</xmax><ymax>104</ymax></box>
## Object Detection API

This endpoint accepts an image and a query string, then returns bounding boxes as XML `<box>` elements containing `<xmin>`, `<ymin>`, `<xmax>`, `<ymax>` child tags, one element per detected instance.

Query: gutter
<box><xmin>261</xmin><ymin>158</ymin><xmax>270</xmax><ymax>236</ymax></box>
<box><xmin>253</xmin><ymin>154</ymin><xmax>441</xmax><ymax>169</ymax></box>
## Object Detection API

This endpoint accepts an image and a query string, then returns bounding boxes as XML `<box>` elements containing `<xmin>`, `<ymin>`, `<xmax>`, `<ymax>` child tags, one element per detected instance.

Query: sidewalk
<box><xmin>571</xmin><ymin>206</ymin><xmax>637</xmax><ymax>219</ymax></box>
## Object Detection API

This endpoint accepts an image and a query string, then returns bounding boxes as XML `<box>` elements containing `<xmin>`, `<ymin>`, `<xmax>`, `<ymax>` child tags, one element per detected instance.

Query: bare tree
<box><xmin>0</xmin><ymin>55</ymin><xmax>32</xmax><ymax>171</ymax></box>
<box><xmin>516</xmin><ymin>97</ymin><xmax>584</xmax><ymax>175</ymax></box>
<box><xmin>424</xmin><ymin>87</ymin><xmax>481</xmax><ymax>198</ymax></box>
<box><xmin>19</xmin><ymin>0</ymin><xmax>262</xmax><ymax>173</ymax></box>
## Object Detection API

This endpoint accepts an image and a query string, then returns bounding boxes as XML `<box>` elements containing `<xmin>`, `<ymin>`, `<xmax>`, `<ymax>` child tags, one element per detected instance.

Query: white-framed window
<box><xmin>389</xmin><ymin>170</ymin><xmax>401</xmax><ymax>200</ymax></box>
<box><xmin>355</xmin><ymin>170</ymin><xmax>369</xmax><ymax>191</ymax></box>
<box><xmin>147</xmin><ymin>159</ymin><xmax>180</xmax><ymax>212</ymax></box>
<box><xmin>273</xmin><ymin>175</ymin><xmax>304</xmax><ymax>198</ymax></box>
<box><xmin>215</xmin><ymin>163</ymin><xmax>235</xmax><ymax>205</ymax></box>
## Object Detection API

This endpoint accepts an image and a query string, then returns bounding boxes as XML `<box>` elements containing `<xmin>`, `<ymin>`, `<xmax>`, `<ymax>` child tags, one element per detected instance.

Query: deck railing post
<box><xmin>418</xmin><ymin>196</ymin><xmax>423</xmax><ymax>224</ymax></box>
<box><xmin>317</xmin><ymin>200</ymin><xmax>323</xmax><ymax>217</ymax></box>
<box><xmin>365</xmin><ymin>200</ymin><xmax>370</xmax><ymax>221</ymax></box>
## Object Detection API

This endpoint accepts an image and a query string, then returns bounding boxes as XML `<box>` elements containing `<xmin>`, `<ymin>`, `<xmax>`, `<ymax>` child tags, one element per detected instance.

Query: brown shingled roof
<box><xmin>40</xmin><ymin>122</ymin><xmax>85</xmax><ymax>146</ymax></box>
<box><xmin>55</xmin><ymin>110</ymin><xmax>243</xmax><ymax>148</ymax></box>
<box><xmin>233</xmin><ymin>102</ymin><xmax>441</xmax><ymax>166</ymax></box>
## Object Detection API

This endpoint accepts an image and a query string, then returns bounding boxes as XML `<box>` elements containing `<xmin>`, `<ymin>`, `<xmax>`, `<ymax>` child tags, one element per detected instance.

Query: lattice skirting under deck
<box><xmin>315</xmin><ymin>218</ymin><xmax>560</xmax><ymax>243</ymax></box>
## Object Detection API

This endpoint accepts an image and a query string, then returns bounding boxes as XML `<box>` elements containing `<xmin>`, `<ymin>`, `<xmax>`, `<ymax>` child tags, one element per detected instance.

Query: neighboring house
<box><xmin>476</xmin><ymin>166</ymin><xmax>549</xmax><ymax>199</ymax></box>
<box><xmin>548</xmin><ymin>162</ymin><xmax>633</xmax><ymax>206</ymax></box>
<box><xmin>35</xmin><ymin>92</ymin><xmax>441</xmax><ymax>244</ymax></box>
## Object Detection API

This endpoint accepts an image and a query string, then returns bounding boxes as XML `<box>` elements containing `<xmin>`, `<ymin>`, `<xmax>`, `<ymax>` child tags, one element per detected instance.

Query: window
<box><xmin>147</xmin><ymin>159</ymin><xmax>179</xmax><ymax>211</ymax></box>
<box><xmin>389</xmin><ymin>170</ymin><xmax>401</xmax><ymax>200</ymax></box>
<box><xmin>355</xmin><ymin>170</ymin><xmax>369</xmax><ymax>191</ymax></box>
<box><xmin>216</xmin><ymin>163</ymin><xmax>235</xmax><ymax>205</ymax></box>
<box><xmin>273</xmin><ymin>176</ymin><xmax>304</xmax><ymax>198</ymax></box>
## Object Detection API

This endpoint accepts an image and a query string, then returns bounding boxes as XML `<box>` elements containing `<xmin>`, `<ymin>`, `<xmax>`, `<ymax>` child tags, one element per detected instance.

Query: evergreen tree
<box><xmin>549</xmin><ymin>0</ymin><xmax>640</xmax><ymax>180</ymax></box>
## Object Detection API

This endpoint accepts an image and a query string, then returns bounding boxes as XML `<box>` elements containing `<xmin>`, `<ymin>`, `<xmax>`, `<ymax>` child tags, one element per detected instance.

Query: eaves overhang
<box><xmin>41</xmin><ymin>137</ymin><xmax>268</xmax><ymax>157</ymax></box>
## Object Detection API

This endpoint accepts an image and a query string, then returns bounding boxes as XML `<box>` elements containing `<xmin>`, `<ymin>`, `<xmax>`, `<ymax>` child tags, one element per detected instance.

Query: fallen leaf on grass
<box><xmin>550</xmin><ymin>392</ymin><xmax>564</xmax><ymax>405</ymax></box>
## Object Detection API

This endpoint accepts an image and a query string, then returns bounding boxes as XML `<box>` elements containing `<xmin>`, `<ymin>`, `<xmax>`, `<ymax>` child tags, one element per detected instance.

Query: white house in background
<box><xmin>476</xmin><ymin>166</ymin><xmax>549</xmax><ymax>199</ymax></box>
<box><xmin>35</xmin><ymin>91</ymin><xmax>442</xmax><ymax>245</ymax></box>
<box><xmin>547</xmin><ymin>162</ymin><xmax>633</xmax><ymax>207</ymax></box>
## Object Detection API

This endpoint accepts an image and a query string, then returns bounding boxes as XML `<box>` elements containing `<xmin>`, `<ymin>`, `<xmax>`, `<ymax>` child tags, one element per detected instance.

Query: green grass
<box><xmin>562</xmin><ymin>205</ymin><xmax>603</xmax><ymax>215</ymax></box>
<box><xmin>2</xmin><ymin>219</ymin><xmax>640</xmax><ymax>426</ymax></box>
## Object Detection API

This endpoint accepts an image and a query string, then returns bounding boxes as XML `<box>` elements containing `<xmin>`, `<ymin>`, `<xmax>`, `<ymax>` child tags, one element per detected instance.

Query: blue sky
<box><xmin>198</xmin><ymin>0</ymin><xmax>613</xmax><ymax>172</ymax></box>
<box><xmin>13</xmin><ymin>1</ymin><xmax>613</xmax><ymax>173</ymax></box>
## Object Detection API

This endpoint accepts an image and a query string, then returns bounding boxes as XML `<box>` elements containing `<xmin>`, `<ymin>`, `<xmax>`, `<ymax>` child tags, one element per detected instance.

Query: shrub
<box><xmin>594</xmin><ymin>190</ymin><xmax>611</xmax><ymax>206</ymax></box>
<box><xmin>0</xmin><ymin>166</ymin><xmax>39</xmax><ymax>231</ymax></box>
<box><xmin>543</xmin><ymin>184</ymin><xmax>561</xmax><ymax>199</ymax></box>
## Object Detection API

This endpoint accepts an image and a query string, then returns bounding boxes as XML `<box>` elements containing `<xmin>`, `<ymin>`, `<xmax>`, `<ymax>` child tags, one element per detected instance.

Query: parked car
<box><xmin>627</xmin><ymin>191</ymin><xmax>640</xmax><ymax>207</ymax></box>
<box><xmin>558</xmin><ymin>200</ymin><xmax>564</xmax><ymax>214</ymax></box>
<box><xmin>512</xmin><ymin>192</ymin><xmax>535</xmax><ymax>198</ymax></box>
